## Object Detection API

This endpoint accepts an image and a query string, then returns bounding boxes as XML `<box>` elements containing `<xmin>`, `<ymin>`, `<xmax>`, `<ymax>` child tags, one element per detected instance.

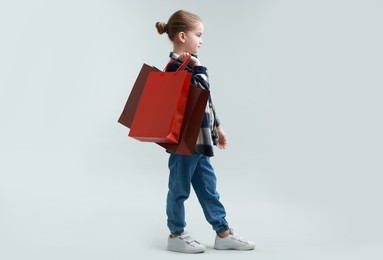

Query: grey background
<box><xmin>1</xmin><ymin>0</ymin><xmax>382</xmax><ymax>259</ymax></box>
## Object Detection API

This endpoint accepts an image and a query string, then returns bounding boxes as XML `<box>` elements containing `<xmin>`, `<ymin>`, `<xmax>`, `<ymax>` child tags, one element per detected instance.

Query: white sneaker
<box><xmin>167</xmin><ymin>231</ymin><xmax>206</xmax><ymax>253</ymax></box>
<box><xmin>214</xmin><ymin>228</ymin><xmax>256</xmax><ymax>250</ymax></box>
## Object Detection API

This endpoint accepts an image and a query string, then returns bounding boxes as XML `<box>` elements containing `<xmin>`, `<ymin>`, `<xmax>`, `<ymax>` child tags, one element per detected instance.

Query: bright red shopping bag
<box><xmin>157</xmin><ymin>84</ymin><xmax>209</xmax><ymax>155</ymax></box>
<box><xmin>128</xmin><ymin>56</ymin><xmax>192</xmax><ymax>143</ymax></box>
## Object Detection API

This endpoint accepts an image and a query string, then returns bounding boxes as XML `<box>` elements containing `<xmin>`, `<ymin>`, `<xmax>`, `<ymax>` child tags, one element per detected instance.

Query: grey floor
<box><xmin>1</xmin><ymin>141</ymin><xmax>382</xmax><ymax>260</ymax></box>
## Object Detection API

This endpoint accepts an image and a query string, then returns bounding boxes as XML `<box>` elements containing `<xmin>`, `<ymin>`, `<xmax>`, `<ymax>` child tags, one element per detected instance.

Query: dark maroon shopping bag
<box><xmin>118</xmin><ymin>64</ymin><xmax>160</xmax><ymax>128</ymax></box>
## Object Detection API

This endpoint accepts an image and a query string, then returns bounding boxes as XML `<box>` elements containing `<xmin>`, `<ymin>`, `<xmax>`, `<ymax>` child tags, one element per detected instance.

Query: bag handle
<box><xmin>163</xmin><ymin>54</ymin><xmax>192</xmax><ymax>72</ymax></box>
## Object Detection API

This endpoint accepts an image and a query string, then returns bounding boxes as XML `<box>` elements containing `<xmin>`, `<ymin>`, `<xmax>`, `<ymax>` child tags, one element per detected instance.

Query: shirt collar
<box><xmin>169</xmin><ymin>52</ymin><xmax>198</xmax><ymax>60</ymax></box>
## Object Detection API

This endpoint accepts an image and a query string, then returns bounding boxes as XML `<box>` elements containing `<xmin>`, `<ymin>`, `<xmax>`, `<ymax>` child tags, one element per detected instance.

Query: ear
<box><xmin>177</xmin><ymin>31</ymin><xmax>187</xmax><ymax>43</ymax></box>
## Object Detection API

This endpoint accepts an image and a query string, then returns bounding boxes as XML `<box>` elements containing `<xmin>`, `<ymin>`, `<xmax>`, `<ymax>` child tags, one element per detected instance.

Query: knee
<box><xmin>168</xmin><ymin>185</ymin><xmax>191</xmax><ymax>202</ymax></box>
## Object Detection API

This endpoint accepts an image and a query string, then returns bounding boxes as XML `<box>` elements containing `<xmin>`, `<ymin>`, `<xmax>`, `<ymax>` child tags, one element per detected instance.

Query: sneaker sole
<box><xmin>167</xmin><ymin>247</ymin><xmax>205</xmax><ymax>254</ymax></box>
<box><xmin>214</xmin><ymin>244</ymin><xmax>255</xmax><ymax>250</ymax></box>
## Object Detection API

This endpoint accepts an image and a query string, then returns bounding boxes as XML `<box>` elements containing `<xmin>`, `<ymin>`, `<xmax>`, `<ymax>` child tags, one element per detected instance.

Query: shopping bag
<box><xmin>118</xmin><ymin>64</ymin><xmax>160</xmax><ymax>128</ymax></box>
<box><xmin>128</xmin><ymin>57</ymin><xmax>192</xmax><ymax>144</ymax></box>
<box><xmin>156</xmin><ymin>84</ymin><xmax>209</xmax><ymax>155</ymax></box>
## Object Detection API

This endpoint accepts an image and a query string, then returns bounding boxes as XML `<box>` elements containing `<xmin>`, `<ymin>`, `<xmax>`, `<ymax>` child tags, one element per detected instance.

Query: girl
<box><xmin>155</xmin><ymin>10</ymin><xmax>255</xmax><ymax>253</ymax></box>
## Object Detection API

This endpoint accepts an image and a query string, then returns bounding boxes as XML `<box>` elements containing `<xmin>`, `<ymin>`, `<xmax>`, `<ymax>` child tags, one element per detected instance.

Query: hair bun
<box><xmin>155</xmin><ymin>21</ymin><xmax>167</xmax><ymax>35</ymax></box>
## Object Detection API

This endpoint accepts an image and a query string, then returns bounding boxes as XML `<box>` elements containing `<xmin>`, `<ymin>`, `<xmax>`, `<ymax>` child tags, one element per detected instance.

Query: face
<box><xmin>184</xmin><ymin>21</ymin><xmax>204</xmax><ymax>54</ymax></box>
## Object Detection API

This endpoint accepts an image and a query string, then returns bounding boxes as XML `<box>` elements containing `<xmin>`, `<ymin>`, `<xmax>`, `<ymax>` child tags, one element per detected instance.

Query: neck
<box><xmin>173</xmin><ymin>42</ymin><xmax>194</xmax><ymax>55</ymax></box>
<box><xmin>172</xmin><ymin>47</ymin><xmax>186</xmax><ymax>55</ymax></box>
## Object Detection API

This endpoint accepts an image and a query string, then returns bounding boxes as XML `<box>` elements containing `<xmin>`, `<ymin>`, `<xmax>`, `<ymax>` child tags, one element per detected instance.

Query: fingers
<box><xmin>178</xmin><ymin>53</ymin><xmax>200</xmax><ymax>67</ymax></box>
<box><xmin>178</xmin><ymin>52</ymin><xmax>190</xmax><ymax>62</ymax></box>
<box><xmin>218</xmin><ymin>141</ymin><xmax>227</xmax><ymax>150</ymax></box>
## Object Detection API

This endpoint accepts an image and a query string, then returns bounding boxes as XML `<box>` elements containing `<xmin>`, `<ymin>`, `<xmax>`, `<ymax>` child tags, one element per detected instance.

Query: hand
<box><xmin>178</xmin><ymin>52</ymin><xmax>201</xmax><ymax>67</ymax></box>
<box><xmin>217</xmin><ymin>126</ymin><xmax>227</xmax><ymax>150</ymax></box>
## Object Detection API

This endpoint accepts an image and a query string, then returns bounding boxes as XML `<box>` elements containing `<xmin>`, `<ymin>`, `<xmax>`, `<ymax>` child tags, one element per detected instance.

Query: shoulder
<box><xmin>165</xmin><ymin>60</ymin><xmax>193</xmax><ymax>72</ymax></box>
<box><xmin>193</xmin><ymin>66</ymin><xmax>208</xmax><ymax>75</ymax></box>
<box><xmin>166</xmin><ymin>60</ymin><xmax>181</xmax><ymax>72</ymax></box>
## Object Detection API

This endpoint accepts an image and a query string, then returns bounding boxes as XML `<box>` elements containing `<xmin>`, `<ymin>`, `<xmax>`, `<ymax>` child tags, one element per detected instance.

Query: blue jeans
<box><xmin>166</xmin><ymin>153</ymin><xmax>229</xmax><ymax>235</ymax></box>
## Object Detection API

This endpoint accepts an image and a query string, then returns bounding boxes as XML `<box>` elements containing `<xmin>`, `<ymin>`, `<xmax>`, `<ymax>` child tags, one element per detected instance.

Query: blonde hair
<box><xmin>155</xmin><ymin>10</ymin><xmax>202</xmax><ymax>41</ymax></box>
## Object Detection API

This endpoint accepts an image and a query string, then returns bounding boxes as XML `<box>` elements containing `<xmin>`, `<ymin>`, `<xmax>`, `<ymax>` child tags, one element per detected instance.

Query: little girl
<box><xmin>155</xmin><ymin>10</ymin><xmax>255</xmax><ymax>253</ymax></box>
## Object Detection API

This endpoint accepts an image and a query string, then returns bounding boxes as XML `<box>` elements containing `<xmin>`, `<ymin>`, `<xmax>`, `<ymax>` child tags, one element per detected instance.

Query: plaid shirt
<box><xmin>166</xmin><ymin>52</ymin><xmax>221</xmax><ymax>156</ymax></box>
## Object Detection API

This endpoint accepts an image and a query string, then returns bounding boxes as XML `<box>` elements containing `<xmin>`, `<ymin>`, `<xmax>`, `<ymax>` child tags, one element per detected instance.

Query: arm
<box><xmin>217</xmin><ymin>126</ymin><xmax>227</xmax><ymax>150</ymax></box>
<box><xmin>177</xmin><ymin>53</ymin><xmax>227</xmax><ymax>150</ymax></box>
